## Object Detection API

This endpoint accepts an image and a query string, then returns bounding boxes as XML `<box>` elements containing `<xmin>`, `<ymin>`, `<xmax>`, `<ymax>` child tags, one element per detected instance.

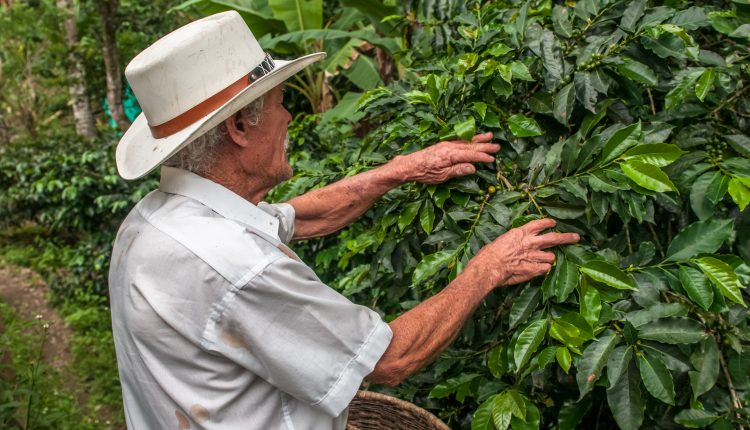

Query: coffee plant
<box><xmin>275</xmin><ymin>0</ymin><xmax>750</xmax><ymax>429</ymax></box>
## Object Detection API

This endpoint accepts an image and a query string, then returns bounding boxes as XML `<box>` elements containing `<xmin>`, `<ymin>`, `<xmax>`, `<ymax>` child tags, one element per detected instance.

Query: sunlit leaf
<box><xmin>693</xmin><ymin>256</ymin><xmax>746</xmax><ymax>306</ymax></box>
<box><xmin>514</xmin><ymin>319</ymin><xmax>548</xmax><ymax>370</ymax></box>
<box><xmin>508</xmin><ymin>114</ymin><xmax>544</xmax><ymax>137</ymax></box>
<box><xmin>620</xmin><ymin>161</ymin><xmax>678</xmax><ymax>193</ymax></box>
<box><xmin>580</xmin><ymin>260</ymin><xmax>636</xmax><ymax>290</ymax></box>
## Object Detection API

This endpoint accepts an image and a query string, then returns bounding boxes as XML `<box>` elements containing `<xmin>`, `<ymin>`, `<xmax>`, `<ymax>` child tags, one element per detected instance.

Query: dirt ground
<box><xmin>0</xmin><ymin>263</ymin><xmax>72</xmax><ymax>368</ymax></box>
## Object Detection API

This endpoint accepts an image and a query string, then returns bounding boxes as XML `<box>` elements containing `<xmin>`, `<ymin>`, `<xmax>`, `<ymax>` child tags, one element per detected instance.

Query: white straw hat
<box><xmin>116</xmin><ymin>11</ymin><xmax>325</xmax><ymax>180</ymax></box>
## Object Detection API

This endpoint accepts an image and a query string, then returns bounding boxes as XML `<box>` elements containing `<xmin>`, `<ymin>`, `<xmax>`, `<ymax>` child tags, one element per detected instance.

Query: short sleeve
<box><xmin>257</xmin><ymin>202</ymin><xmax>295</xmax><ymax>244</ymax></box>
<box><xmin>207</xmin><ymin>256</ymin><xmax>392</xmax><ymax>417</ymax></box>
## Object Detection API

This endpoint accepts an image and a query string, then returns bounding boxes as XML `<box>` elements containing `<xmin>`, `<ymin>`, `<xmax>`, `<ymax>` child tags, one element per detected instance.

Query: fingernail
<box><xmin>463</xmin><ymin>166</ymin><xmax>474</xmax><ymax>174</ymax></box>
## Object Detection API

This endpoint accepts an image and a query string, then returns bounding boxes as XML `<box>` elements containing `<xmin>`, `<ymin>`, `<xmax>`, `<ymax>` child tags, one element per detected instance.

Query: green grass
<box><xmin>0</xmin><ymin>230</ymin><xmax>124</xmax><ymax>429</ymax></box>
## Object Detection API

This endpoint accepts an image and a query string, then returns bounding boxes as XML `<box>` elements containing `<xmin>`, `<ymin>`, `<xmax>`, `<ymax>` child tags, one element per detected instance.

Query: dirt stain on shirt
<box><xmin>189</xmin><ymin>404</ymin><xmax>210</xmax><ymax>423</ymax></box>
<box><xmin>175</xmin><ymin>409</ymin><xmax>191</xmax><ymax>429</ymax></box>
<box><xmin>277</xmin><ymin>244</ymin><xmax>302</xmax><ymax>262</ymax></box>
<box><xmin>220</xmin><ymin>327</ymin><xmax>251</xmax><ymax>352</ymax></box>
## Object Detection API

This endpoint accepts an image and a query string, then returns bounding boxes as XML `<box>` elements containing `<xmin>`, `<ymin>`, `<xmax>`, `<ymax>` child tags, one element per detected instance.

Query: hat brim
<box><xmin>116</xmin><ymin>52</ymin><xmax>326</xmax><ymax>180</ymax></box>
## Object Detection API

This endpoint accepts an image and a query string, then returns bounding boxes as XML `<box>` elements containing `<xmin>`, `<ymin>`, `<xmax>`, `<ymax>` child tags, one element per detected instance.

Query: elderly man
<box><xmin>110</xmin><ymin>11</ymin><xmax>579</xmax><ymax>430</ymax></box>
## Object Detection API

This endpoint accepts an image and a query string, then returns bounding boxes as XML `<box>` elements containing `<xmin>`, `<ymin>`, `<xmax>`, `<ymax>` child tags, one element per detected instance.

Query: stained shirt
<box><xmin>108</xmin><ymin>166</ymin><xmax>392</xmax><ymax>430</ymax></box>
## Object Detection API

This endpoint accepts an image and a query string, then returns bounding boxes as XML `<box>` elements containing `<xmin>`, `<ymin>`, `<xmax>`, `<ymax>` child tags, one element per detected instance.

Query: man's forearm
<box><xmin>287</xmin><ymin>158</ymin><xmax>408</xmax><ymax>240</ymax></box>
<box><xmin>366</xmin><ymin>263</ymin><xmax>497</xmax><ymax>386</ymax></box>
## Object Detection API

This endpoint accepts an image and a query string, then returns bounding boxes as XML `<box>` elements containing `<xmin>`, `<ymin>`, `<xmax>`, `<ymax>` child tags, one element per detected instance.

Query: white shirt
<box><xmin>109</xmin><ymin>166</ymin><xmax>392</xmax><ymax>429</ymax></box>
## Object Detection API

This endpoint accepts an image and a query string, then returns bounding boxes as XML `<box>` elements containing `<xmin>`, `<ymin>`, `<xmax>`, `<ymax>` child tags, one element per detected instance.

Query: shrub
<box><xmin>280</xmin><ymin>1</ymin><xmax>750</xmax><ymax>428</ymax></box>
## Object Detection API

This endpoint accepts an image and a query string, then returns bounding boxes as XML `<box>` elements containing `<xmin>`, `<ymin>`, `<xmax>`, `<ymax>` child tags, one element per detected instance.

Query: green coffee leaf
<box><xmin>419</xmin><ymin>200</ymin><xmax>435</xmax><ymax>234</ymax></box>
<box><xmin>574</xmin><ymin>71</ymin><xmax>598</xmax><ymax>113</ymax></box>
<box><xmin>510</xmin><ymin>61</ymin><xmax>533</xmax><ymax>81</ymax></box>
<box><xmin>508</xmin><ymin>114</ymin><xmax>543</xmax><ymax>137</ymax></box>
<box><xmin>607</xmin><ymin>362</ymin><xmax>644</xmax><ymax>430</ymax></box>
<box><xmin>726</xmin><ymin>134</ymin><xmax>750</xmax><ymax>157</ymax></box>
<box><xmin>621</xmin><ymin>161</ymin><xmax>678</xmax><ymax>193</ymax></box>
<box><xmin>695</xmin><ymin>68</ymin><xmax>716</xmax><ymax>102</ymax></box>
<box><xmin>621</xmin><ymin>0</ymin><xmax>647</xmax><ymax>32</ymax></box>
<box><xmin>674</xmin><ymin>409</ymin><xmax>720</xmax><ymax>428</ymax></box>
<box><xmin>514</xmin><ymin>319</ymin><xmax>548</xmax><ymax>370</ymax></box>
<box><xmin>493</xmin><ymin>410</ymin><xmax>512</xmax><ymax>430</ymax></box>
<box><xmin>550</xmin><ymin>315</ymin><xmax>591</xmax><ymax>348</ymax></box>
<box><xmin>398</xmin><ymin>200</ymin><xmax>421</xmax><ymax>231</ymax></box>
<box><xmin>679</xmin><ymin>266</ymin><xmax>714</xmax><ymax>310</ymax></box>
<box><xmin>622</xmin><ymin>143</ymin><xmax>685</xmax><ymax>167</ymax></box>
<box><xmin>600</xmin><ymin>122</ymin><xmax>642</xmax><ymax>164</ymax></box>
<box><xmin>552</xmin><ymin>5</ymin><xmax>574</xmax><ymax>37</ymax></box>
<box><xmin>556</xmin><ymin>257</ymin><xmax>579</xmax><ymax>301</ymax></box>
<box><xmin>576</xmin><ymin>334</ymin><xmax>618</xmax><ymax>398</ymax></box>
<box><xmin>693</xmin><ymin>256</ymin><xmax>746</xmax><ymax>306</ymax></box>
<box><xmin>637</xmin><ymin>352</ymin><xmax>675</xmax><ymax>404</ymax></box>
<box><xmin>688</xmin><ymin>336</ymin><xmax>719</xmax><ymax>399</ymax></box>
<box><xmin>537</xmin><ymin>346</ymin><xmax>558</xmax><ymax>369</ymax></box>
<box><xmin>665</xmin><ymin>71</ymin><xmax>702</xmax><ymax>109</ymax></box>
<box><xmin>412</xmin><ymin>249</ymin><xmax>458</xmax><ymax>285</ymax></box>
<box><xmin>429</xmin><ymin>373</ymin><xmax>479</xmax><ymax>399</ymax></box>
<box><xmin>665</xmin><ymin>219</ymin><xmax>734</xmax><ymax>261</ymax></box>
<box><xmin>454</xmin><ymin>116</ymin><xmax>477</xmax><ymax>141</ymax></box>
<box><xmin>472</xmin><ymin>396</ymin><xmax>497</xmax><ymax>430</ymax></box>
<box><xmin>509</xmin><ymin>286</ymin><xmax>541</xmax><ymax>329</ymax></box>
<box><xmin>539</xmin><ymin>29</ymin><xmax>563</xmax><ymax>84</ymax></box>
<box><xmin>580</xmin><ymin>260</ymin><xmax>636</xmax><ymax>290</ymax></box>
<box><xmin>510</xmin><ymin>400</ymin><xmax>540</xmax><ymax>430</ymax></box>
<box><xmin>556</xmin><ymin>346</ymin><xmax>572</xmax><ymax>373</ymax></box>
<box><xmin>690</xmin><ymin>171</ymin><xmax>720</xmax><ymax>220</ymax></box>
<box><xmin>618</xmin><ymin>58</ymin><xmax>658</xmax><ymax>86</ymax></box>
<box><xmin>579</xmin><ymin>283</ymin><xmax>602</xmax><ymax>326</ymax></box>
<box><xmin>706</xmin><ymin>172</ymin><xmax>730</xmax><ymax>204</ymax></box>
<box><xmin>638</xmin><ymin>317</ymin><xmax>707</xmax><ymax>344</ymax></box>
<box><xmin>728</xmin><ymin>177</ymin><xmax>750</xmax><ymax>210</ymax></box>
<box><xmin>488</xmin><ymin>345</ymin><xmax>508</xmax><ymax>379</ymax></box>
<box><xmin>626</xmin><ymin>303</ymin><xmax>688</xmax><ymax>327</ymax></box>
<box><xmin>493</xmin><ymin>390</ymin><xmax>526</xmax><ymax>420</ymax></box>
<box><xmin>607</xmin><ymin>345</ymin><xmax>633</xmax><ymax>388</ymax></box>
<box><xmin>554</xmin><ymin>83</ymin><xmax>576</xmax><ymax>125</ymax></box>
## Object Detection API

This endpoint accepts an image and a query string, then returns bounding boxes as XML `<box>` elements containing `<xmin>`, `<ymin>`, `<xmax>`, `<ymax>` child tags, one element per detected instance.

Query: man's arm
<box><xmin>367</xmin><ymin>219</ymin><xmax>580</xmax><ymax>386</ymax></box>
<box><xmin>287</xmin><ymin>133</ymin><xmax>499</xmax><ymax>240</ymax></box>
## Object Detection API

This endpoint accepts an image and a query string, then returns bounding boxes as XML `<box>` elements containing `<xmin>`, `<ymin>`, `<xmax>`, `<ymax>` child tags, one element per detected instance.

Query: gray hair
<box><xmin>163</xmin><ymin>96</ymin><xmax>265</xmax><ymax>174</ymax></box>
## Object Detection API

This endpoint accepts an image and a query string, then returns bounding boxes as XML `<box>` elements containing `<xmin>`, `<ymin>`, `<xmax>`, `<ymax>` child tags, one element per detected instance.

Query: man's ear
<box><xmin>224</xmin><ymin>110</ymin><xmax>251</xmax><ymax>148</ymax></box>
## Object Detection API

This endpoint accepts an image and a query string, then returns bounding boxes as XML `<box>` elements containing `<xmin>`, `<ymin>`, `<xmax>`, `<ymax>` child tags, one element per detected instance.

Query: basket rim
<box><xmin>350</xmin><ymin>390</ymin><xmax>451</xmax><ymax>430</ymax></box>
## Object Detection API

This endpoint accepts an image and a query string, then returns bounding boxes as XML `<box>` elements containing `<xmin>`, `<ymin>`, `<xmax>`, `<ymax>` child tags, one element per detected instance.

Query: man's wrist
<box><xmin>384</xmin><ymin>155</ymin><xmax>412</xmax><ymax>184</ymax></box>
<box><xmin>458</xmin><ymin>260</ymin><xmax>502</xmax><ymax>295</ymax></box>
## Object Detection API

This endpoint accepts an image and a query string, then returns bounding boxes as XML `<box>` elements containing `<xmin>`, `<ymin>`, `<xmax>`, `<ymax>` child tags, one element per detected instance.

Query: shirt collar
<box><xmin>159</xmin><ymin>166</ymin><xmax>280</xmax><ymax>240</ymax></box>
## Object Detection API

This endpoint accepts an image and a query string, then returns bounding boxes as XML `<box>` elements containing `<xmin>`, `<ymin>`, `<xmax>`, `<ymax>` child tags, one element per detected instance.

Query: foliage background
<box><xmin>1</xmin><ymin>0</ymin><xmax>750</xmax><ymax>429</ymax></box>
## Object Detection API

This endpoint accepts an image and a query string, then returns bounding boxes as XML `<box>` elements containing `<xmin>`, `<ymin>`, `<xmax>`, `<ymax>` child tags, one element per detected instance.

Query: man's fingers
<box><xmin>533</xmin><ymin>232</ymin><xmax>581</xmax><ymax>249</ymax></box>
<box><xmin>449</xmin><ymin>150</ymin><xmax>496</xmax><ymax>164</ymax></box>
<box><xmin>449</xmin><ymin>163</ymin><xmax>475</xmax><ymax>177</ymax></box>
<box><xmin>469</xmin><ymin>143</ymin><xmax>501</xmax><ymax>154</ymax></box>
<box><xmin>471</xmin><ymin>132</ymin><xmax>494</xmax><ymax>143</ymax></box>
<box><xmin>444</xmin><ymin>141</ymin><xmax>501</xmax><ymax>153</ymax></box>
<box><xmin>529</xmin><ymin>251</ymin><xmax>556</xmax><ymax>264</ymax></box>
<box><xmin>521</xmin><ymin>218</ymin><xmax>557</xmax><ymax>234</ymax></box>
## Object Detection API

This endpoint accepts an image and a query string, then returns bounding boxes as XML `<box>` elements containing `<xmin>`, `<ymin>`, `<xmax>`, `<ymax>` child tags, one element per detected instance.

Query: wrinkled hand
<box><xmin>393</xmin><ymin>132</ymin><xmax>500</xmax><ymax>184</ymax></box>
<box><xmin>469</xmin><ymin>218</ymin><xmax>580</xmax><ymax>287</ymax></box>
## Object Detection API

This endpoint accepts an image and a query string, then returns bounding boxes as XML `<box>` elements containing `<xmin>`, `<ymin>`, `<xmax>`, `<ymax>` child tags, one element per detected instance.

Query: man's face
<box><xmin>244</xmin><ymin>85</ymin><xmax>293</xmax><ymax>186</ymax></box>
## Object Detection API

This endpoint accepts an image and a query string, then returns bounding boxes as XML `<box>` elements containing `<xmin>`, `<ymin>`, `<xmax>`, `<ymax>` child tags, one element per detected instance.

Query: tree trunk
<box><xmin>98</xmin><ymin>0</ymin><xmax>130</xmax><ymax>132</ymax></box>
<box><xmin>57</xmin><ymin>0</ymin><xmax>97</xmax><ymax>139</ymax></box>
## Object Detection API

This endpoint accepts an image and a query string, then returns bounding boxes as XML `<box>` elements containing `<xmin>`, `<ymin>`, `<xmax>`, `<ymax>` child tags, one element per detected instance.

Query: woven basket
<box><xmin>346</xmin><ymin>390</ymin><xmax>451</xmax><ymax>430</ymax></box>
